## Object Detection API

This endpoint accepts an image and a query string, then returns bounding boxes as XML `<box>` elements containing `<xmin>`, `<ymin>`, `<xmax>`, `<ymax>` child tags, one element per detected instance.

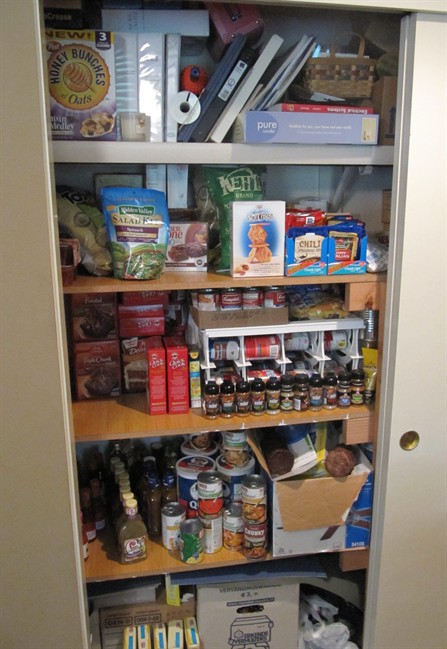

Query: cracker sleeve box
<box><xmin>45</xmin><ymin>29</ymin><xmax>117</xmax><ymax>140</ymax></box>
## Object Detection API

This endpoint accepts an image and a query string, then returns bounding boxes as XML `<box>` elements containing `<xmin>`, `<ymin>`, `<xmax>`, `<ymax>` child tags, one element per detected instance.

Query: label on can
<box><xmin>197</xmin><ymin>288</ymin><xmax>220</xmax><ymax>311</ymax></box>
<box><xmin>245</xmin><ymin>335</ymin><xmax>281</xmax><ymax>360</ymax></box>
<box><xmin>241</xmin><ymin>475</ymin><xmax>267</xmax><ymax>523</ymax></box>
<box><xmin>209</xmin><ymin>339</ymin><xmax>240</xmax><ymax>361</ymax></box>
<box><xmin>243</xmin><ymin>521</ymin><xmax>268</xmax><ymax>560</ymax></box>
<box><xmin>242</xmin><ymin>287</ymin><xmax>264</xmax><ymax>310</ymax></box>
<box><xmin>324</xmin><ymin>330</ymin><xmax>348</xmax><ymax>351</ymax></box>
<box><xmin>179</xmin><ymin>518</ymin><xmax>203</xmax><ymax>564</ymax></box>
<box><xmin>200</xmin><ymin>513</ymin><xmax>223</xmax><ymax>554</ymax></box>
<box><xmin>264</xmin><ymin>286</ymin><xmax>286</xmax><ymax>308</ymax></box>
<box><xmin>220</xmin><ymin>288</ymin><xmax>242</xmax><ymax>310</ymax></box>
<box><xmin>216</xmin><ymin>453</ymin><xmax>256</xmax><ymax>504</ymax></box>
<box><xmin>222</xmin><ymin>430</ymin><xmax>247</xmax><ymax>451</ymax></box>
<box><xmin>161</xmin><ymin>502</ymin><xmax>186</xmax><ymax>551</ymax></box>
<box><xmin>223</xmin><ymin>503</ymin><xmax>244</xmax><ymax>551</ymax></box>
<box><xmin>176</xmin><ymin>456</ymin><xmax>215</xmax><ymax>518</ymax></box>
<box><xmin>197</xmin><ymin>471</ymin><xmax>223</xmax><ymax>516</ymax></box>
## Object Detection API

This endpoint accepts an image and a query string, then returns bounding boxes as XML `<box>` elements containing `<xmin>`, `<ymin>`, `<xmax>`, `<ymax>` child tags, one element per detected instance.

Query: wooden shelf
<box><xmin>63</xmin><ymin>271</ymin><xmax>386</xmax><ymax>294</ymax></box>
<box><xmin>72</xmin><ymin>394</ymin><xmax>374</xmax><ymax>442</ymax></box>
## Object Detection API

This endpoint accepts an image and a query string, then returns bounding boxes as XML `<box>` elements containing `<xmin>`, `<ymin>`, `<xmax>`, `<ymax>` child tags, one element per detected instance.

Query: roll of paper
<box><xmin>169</xmin><ymin>91</ymin><xmax>201</xmax><ymax>126</ymax></box>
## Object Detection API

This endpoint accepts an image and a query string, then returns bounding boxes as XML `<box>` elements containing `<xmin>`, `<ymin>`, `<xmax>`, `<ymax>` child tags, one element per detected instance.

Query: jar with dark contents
<box><xmin>250</xmin><ymin>378</ymin><xmax>266</xmax><ymax>415</ymax></box>
<box><xmin>351</xmin><ymin>369</ymin><xmax>365</xmax><ymax>405</ymax></box>
<box><xmin>202</xmin><ymin>381</ymin><xmax>220</xmax><ymax>419</ymax></box>
<box><xmin>265</xmin><ymin>376</ymin><xmax>281</xmax><ymax>415</ymax></box>
<box><xmin>309</xmin><ymin>372</ymin><xmax>324</xmax><ymax>411</ymax></box>
<box><xmin>337</xmin><ymin>372</ymin><xmax>351</xmax><ymax>408</ymax></box>
<box><xmin>280</xmin><ymin>374</ymin><xmax>295</xmax><ymax>412</ymax></box>
<box><xmin>220</xmin><ymin>380</ymin><xmax>235</xmax><ymax>418</ymax></box>
<box><xmin>235</xmin><ymin>380</ymin><xmax>251</xmax><ymax>417</ymax></box>
<box><xmin>293</xmin><ymin>374</ymin><xmax>309</xmax><ymax>411</ymax></box>
<box><xmin>323</xmin><ymin>372</ymin><xmax>338</xmax><ymax>410</ymax></box>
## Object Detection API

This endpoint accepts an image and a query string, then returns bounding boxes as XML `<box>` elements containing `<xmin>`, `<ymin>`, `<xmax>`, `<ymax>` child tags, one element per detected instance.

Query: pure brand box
<box><xmin>197</xmin><ymin>579</ymin><xmax>299</xmax><ymax>649</ymax></box>
<box><xmin>240</xmin><ymin>111</ymin><xmax>379</xmax><ymax>145</ymax></box>
<box><xmin>45</xmin><ymin>30</ymin><xmax>117</xmax><ymax>140</ymax></box>
<box><xmin>230</xmin><ymin>200</ymin><xmax>286</xmax><ymax>277</ymax></box>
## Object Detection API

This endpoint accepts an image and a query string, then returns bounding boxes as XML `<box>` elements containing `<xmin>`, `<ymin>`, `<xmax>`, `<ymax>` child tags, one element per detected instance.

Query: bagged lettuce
<box><xmin>102</xmin><ymin>187</ymin><xmax>169</xmax><ymax>280</ymax></box>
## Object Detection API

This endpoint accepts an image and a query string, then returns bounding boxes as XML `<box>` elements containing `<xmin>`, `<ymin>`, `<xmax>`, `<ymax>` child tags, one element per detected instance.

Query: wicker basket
<box><xmin>302</xmin><ymin>32</ymin><xmax>377</xmax><ymax>99</ymax></box>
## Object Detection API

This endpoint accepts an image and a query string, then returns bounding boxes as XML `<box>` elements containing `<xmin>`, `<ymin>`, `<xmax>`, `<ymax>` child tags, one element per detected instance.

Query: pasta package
<box><xmin>102</xmin><ymin>187</ymin><xmax>169</xmax><ymax>280</ymax></box>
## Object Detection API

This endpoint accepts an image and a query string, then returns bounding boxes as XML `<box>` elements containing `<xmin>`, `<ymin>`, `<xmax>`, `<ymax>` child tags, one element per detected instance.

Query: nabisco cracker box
<box><xmin>45</xmin><ymin>29</ymin><xmax>117</xmax><ymax>140</ymax></box>
<box><xmin>146</xmin><ymin>336</ymin><xmax>167</xmax><ymax>415</ymax></box>
<box><xmin>165</xmin><ymin>222</ymin><xmax>208</xmax><ymax>271</ymax></box>
<box><xmin>74</xmin><ymin>340</ymin><xmax>121</xmax><ymax>400</ymax></box>
<box><xmin>230</xmin><ymin>201</ymin><xmax>286</xmax><ymax>277</ymax></box>
<box><xmin>163</xmin><ymin>336</ymin><xmax>189</xmax><ymax>414</ymax></box>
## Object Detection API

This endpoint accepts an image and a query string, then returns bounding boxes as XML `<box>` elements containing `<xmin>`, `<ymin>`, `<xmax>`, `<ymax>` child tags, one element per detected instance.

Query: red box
<box><xmin>121</xmin><ymin>336</ymin><xmax>149</xmax><ymax>393</ymax></box>
<box><xmin>163</xmin><ymin>336</ymin><xmax>189</xmax><ymax>414</ymax></box>
<box><xmin>146</xmin><ymin>336</ymin><xmax>167</xmax><ymax>415</ymax></box>
<box><xmin>71</xmin><ymin>293</ymin><xmax>117</xmax><ymax>342</ymax></box>
<box><xmin>120</xmin><ymin>291</ymin><xmax>169</xmax><ymax>306</ymax></box>
<box><xmin>74</xmin><ymin>340</ymin><xmax>121</xmax><ymax>401</ymax></box>
<box><xmin>118</xmin><ymin>304</ymin><xmax>165</xmax><ymax>338</ymax></box>
<box><xmin>205</xmin><ymin>2</ymin><xmax>264</xmax><ymax>60</ymax></box>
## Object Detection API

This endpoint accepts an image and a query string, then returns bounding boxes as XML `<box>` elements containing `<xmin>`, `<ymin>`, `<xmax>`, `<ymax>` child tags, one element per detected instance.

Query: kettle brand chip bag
<box><xmin>203</xmin><ymin>165</ymin><xmax>265</xmax><ymax>272</ymax></box>
<box><xmin>102</xmin><ymin>187</ymin><xmax>169</xmax><ymax>280</ymax></box>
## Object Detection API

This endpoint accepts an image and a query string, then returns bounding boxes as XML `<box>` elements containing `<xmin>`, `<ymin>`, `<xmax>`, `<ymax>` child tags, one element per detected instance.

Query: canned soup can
<box><xmin>179</xmin><ymin>518</ymin><xmax>204</xmax><ymax>564</ymax></box>
<box><xmin>241</xmin><ymin>474</ymin><xmax>267</xmax><ymax>523</ymax></box>
<box><xmin>223</xmin><ymin>503</ymin><xmax>244</xmax><ymax>551</ymax></box>
<box><xmin>200</xmin><ymin>512</ymin><xmax>223</xmax><ymax>554</ymax></box>
<box><xmin>216</xmin><ymin>453</ymin><xmax>255</xmax><ymax>504</ymax></box>
<box><xmin>197</xmin><ymin>471</ymin><xmax>223</xmax><ymax>516</ymax></box>
<box><xmin>176</xmin><ymin>455</ymin><xmax>215</xmax><ymax>518</ymax></box>
<box><xmin>161</xmin><ymin>502</ymin><xmax>186</xmax><ymax>551</ymax></box>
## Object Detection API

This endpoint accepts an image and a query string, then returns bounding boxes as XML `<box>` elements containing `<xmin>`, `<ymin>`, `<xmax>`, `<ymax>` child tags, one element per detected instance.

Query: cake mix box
<box><xmin>45</xmin><ymin>29</ymin><xmax>117</xmax><ymax>140</ymax></box>
<box><xmin>230</xmin><ymin>201</ymin><xmax>286</xmax><ymax>277</ymax></box>
<box><xmin>163</xmin><ymin>336</ymin><xmax>189</xmax><ymax>414</ymax></box>
<box><xmin>146</xmin><ymin>336</ymin><xmax>167</xmax><ymax>415</ymax></box>
<box><xmin>120</xmin><ymin>336</ymin><xmax>149</xmax><ymax>393</ymax></box>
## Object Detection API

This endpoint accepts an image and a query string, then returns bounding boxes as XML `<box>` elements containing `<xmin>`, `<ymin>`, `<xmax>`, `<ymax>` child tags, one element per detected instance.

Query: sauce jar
<box><xmin>309</xmin><ymin>372</ymin><xmax>324</xmax><ymax>411</ymax></box>
<box><xmin>235</xmin><ymin>380</ymin><xmax>251</xmax><ymax>417</ymax></box>
<box><xmin>323</xmin><ymin>372</ymin><xmax>338</xmax><ymax>410</ymax></box>
<box><xmin>293</xmin><ymin>374</ymin><xmax>309</xmax><ymax>411</ymax></box>
<box><xmin>337</xmin><ymin>372</ymin><xmax>351</xmax><ymax>408</ymax></box>
<box><xmin>202</xmin><ymin>381</ymin><xmax>220</xmax><ymax>419</ymax></box>
<box><xmin>250</xmin><ymin>378</ymin><xmax>266</xmax><ymax>415</ymax></box>
<box><xmin>220</xmin><ymin>380</ymin><xmax>235</xmax><ymax>418</ymax></box>
<box><xmin>280</xmin><ymin>374</ymin><xmax>295</xmax><ymax>412</ymax></box>
<box><xmin>351</xmin><ymin>369</ymin><xmax>365</xmax><ymax>405</ymax></box>
<box><xmin>265</xmin><ymin>376</ymin><xmax>281</xmax><ymax>415</ymax></box>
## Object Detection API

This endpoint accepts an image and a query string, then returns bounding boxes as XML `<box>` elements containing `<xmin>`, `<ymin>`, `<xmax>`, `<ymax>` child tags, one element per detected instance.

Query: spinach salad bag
<box><xmin>102</xmin><ymin>187</ymin><xmax>169</xmax><ymax>280</ymax></box>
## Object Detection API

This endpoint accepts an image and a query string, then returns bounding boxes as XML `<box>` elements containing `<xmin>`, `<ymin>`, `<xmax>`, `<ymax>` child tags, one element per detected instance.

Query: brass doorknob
<box><xmin>399</xmin><ymin>431</ymin><xmax>420</xmax><ymax>451</ymax></box>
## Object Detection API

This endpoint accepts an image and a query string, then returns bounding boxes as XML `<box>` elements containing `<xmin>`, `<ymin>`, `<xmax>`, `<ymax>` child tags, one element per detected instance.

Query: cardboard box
<box><xmin>382</xmin><ymin>189</ymin><xmax>392</xmax><ymax>225</ymax></box>
<box><xmin>74</xmin><ymin>340</ymin><xmax>121</xmax><ymax>400</ymax></box>
<box><xmin>165</xmin><ymin>222</ymin><xmax>208</xmax><ymax>272</ymax></box>
<box><xmin>146</xmin><ymin>336</ymin><xmax>167</xmax><ymax>415</ymax></box>
<box><xmin>121</xmin><ymin>336</ymin><xmax>149</xmax><ymax>393</ymax></box>
<box><xmin>118</xmin><ymin>304</ymin><xmax>165</xmax><ymax>338</ymax></box>
<box><xmin>230</xmin><ymin>201</ymin><xmax>286</xmax><ymax>278</ymax></box>
<box><xmin>237</xmin><ymin>111</ymin><xmax>379</xmax><ymax>145</ymax></box>
<box><xmin>71</xmin><ymin>293</ymin><xmax>117</xmax><ymax>342</ymax></box>
<box><xmin>164</xmin><ymin>336</ymin><xmax>189</xmax><ymax>414</ymax></box>
<box><xmin>248</xmin><ymin>433</ymin><xmax>372</xmax><ymax>557</ymax></box>
<box><xmin>372</xmin><ymin>76</ymin><xmax>398</xmax><ymax>145</ymax></box>
<box><xmin>190</xmin><ymin>306</ymin><xmax>289</xmax><ymax>330</ymax></box>
<box><xmin>45</xmin><ymin>30</ymin><xmax>117</xmax><ymax>140</ymax></box>
<box><xmin>121</xmin><ymin>291</ymin><xmax>169</xmax><ymax>307</ymax></box>
<box><xmin>99</xmin><ymin>591</ymin><xmax>195</xmax><ymax>649</ymax></box>
<box><xmin>197</xmin><ymin>579</ymin><xmax>299</xmax><ymax>649</ymax></box>
<box><xmin>285</xmin><ymin>227</ymin><xmax>328</xmax><ymax>277</ymax></box>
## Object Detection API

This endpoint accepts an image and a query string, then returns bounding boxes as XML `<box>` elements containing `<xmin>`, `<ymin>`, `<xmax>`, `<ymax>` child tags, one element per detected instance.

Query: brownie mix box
<box><xmin>165</xmin><ymin>222</ymin><xmax>208</xmax><ymax>271</ymax></box>
<box><xmin>118</xmin><ymin>304</ymin><xmax>165</xmax><ymax>338</ymax></box>
<box><xmin>71</xmin><ymin>293</ymin><xmax>117</xmax><ymax>342</ymax></box>
<box><xmin>45</xmin><ymin>29</ymin><xmax>117</xmax><ymax>140</ymax></box>
<box><xmin>163</xmin><ymin>336</ymin><xmax>189</xmax><ymax>414</ymax></box>
<box><xmin>146</xmin><ymin>336</ymin><xmax>167</xmax><ymax>415</ymax></box>
<box><xmin>74</xmin><ymin>340</ymin><xmax>121</xmax><ymax>400</ymax></box>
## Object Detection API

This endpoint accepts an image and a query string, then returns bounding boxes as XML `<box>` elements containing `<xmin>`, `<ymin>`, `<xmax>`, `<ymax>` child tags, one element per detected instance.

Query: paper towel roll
<box><xmin>169</xmin><ymin>91</ymin><xmax>201</xmax><ymax>126</ymax></box>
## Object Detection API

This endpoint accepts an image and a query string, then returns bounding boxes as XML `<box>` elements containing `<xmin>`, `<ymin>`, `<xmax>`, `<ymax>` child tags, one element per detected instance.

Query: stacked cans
<box><xmin>241</xmin><ymin>474</ymin><xmax>268</xmax><ymax>560</ymax></box>
<box><xmin>197</xmin><ymin>471</ymin><xmax>224</xmax><ymax>554</ymax></box>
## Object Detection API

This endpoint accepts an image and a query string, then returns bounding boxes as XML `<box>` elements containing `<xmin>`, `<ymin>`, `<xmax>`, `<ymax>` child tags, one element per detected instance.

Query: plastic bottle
<box><xmin>203</xmin><ymin>381</ymin><xmax>220</xmax><ymax>419</ymax></box>
<box><xmin>337</xmin><ymin>372</ymin><xmax>352</xmax><ymax>408</ymax></box>
<box><xmin>79</xmin><ymin>487</ymin><xmax>96</xmax><ymax>542</ymax></box>
<box><xmin>235</xmin><ymin>380</ymin><xmax>251</xmax><ymax>417</ymax></box>
<box><xmin>265</xmin><ymin>376</ymin><xmax>281</xmax><ymax>415</ymax></box>
<box><xmin>220</xmin><ymin>379</ymin><xmax>235</xmax><ymax>418</ymax></box>
<box><xmin>161</xmin><ymin>469</ymin><xmax>177</xmax><ymax>506</ymax></box>
<box><xmin>80</xmin><ymin>511</ymin><xmax>89</xmax><ymax>560</ymax></box>
<box><xmin>293</xmin><ymin>374</ymin><xmax>309</xmax><ymax>411</ymax></box>
<box><xmin>323</xmin><ymin>372</ymin><xmax>338</xmax><ymax>410</ymax></box>
<box><xmin>117</xmin><ymin>498</ymin><xmax>148</xmax><ymax>564</ymax></box>
<box><xmin>146</xmin><ymin>473</ymin><xmax>162</xmax><ymax>538</ymax></box>
<box><xmin>351</xmin><ymin>369</ymin><xmax>365</xmax><ymax>405</ymax></box>
<box><xmin>90</xmin><ymin>477</ymin><xmax>107</xmax><ymax>531</ymax></box>
<box><xmin>309</xmin><ymin>372</ymin><xmax>324</xmax><ymax>411</ymax></box>
<box><xmin>280</xmin><ymin>374</ymin><xmax>295</xmax><ymax>412</ymax></box>
<box><xmin>250</xmin><ymin>378</ymin><xmax>266</xmax><ymax>415</ymax></box>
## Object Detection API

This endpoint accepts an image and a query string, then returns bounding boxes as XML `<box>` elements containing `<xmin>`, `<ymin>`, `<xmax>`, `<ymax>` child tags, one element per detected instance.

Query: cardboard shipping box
<box><xmin>372</xmin><ymin>76</ymin><xmax>398</xmax><ymax>145</ymax></box>
<box><xmin>197</xmin><ymin>579</ymin><xmax>299</xmax><ymax>649</ymax></box>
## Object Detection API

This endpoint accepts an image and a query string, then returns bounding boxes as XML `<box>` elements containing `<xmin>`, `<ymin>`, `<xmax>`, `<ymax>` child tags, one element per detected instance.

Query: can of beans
<box><xmin>179</xmin><ymin>518</ymin><xmax>204</xmax><ymax>564</ymax></box>
<box><xmin>264</xmin><ymin>286</ymin><xmax>286</xmax><ymax>308</ymax></box>
<box><xmin>244</xmin><ymin>335</ymin><xmax>281</xmax><ymax>360</ymax></box>
<box><xmin>199</xmin><ymin>512</ymin><xmax>223</xmax><ymax>554</ymax></box>
<box><xmin>197</xmin><ymin>471</ymin><xmax>223</xmax><ymax>516</ymax></box>
<box><xmin>220</xmin><ymin>287</ymin><xmax>242</xmax><ymax>310</ymax></box>
<box><xmin>243</xmin><ymin>521</ymin><xmax>268</xmax><ymax>560</ymax></box>
<box><xmin>197</xmin><ymin>288</ymin><xmax>220</xmax><ymax>311</ymax></box>
<box><xmin>161</xmin><ymin>502</ymin><xmax>186</xmax><ymax>551</ymax></box>
<box><xmin>241</xmin><ymin>474</ymin><xmax>267</xmax><ymax>524</ymax></box>
<box><xmin>223</xmin><ymin>502</ymin><xmax>244</xmax><ymax>551</ymax></box>
<box><xmin>242</xmin><ymin>287</ymin><xmax>264</xmax><ymax>310</ymax></box>
<box><xmin>209</xmin><ymin>339</ymin><xmax>240</xmax><ymax>361</ymax></box>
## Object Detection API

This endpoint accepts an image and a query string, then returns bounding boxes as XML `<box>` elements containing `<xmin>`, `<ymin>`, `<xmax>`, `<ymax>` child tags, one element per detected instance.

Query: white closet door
<box><xmin>364</xmin><ymin>13</ymin><xmax>447</xmax><ymax>649</ymax></box>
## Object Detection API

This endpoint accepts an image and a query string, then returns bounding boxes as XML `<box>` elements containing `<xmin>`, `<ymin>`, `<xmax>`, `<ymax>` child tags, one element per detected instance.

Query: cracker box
<box><xmin>45</xmin><ymin>29</ymin><xmax>117</xmax><ymax>140</ymax></box>
<box><xmin>165</xmin><ymin>222</ymin><xmax>208</xmax><ymax>272</ymax></box>
<box><xmin>230</xmin><ymin>201</ymin><xmax>286</xmax><ymax>278</ymax></box>
<box><xmin>74</xmin><ymin>340</ymin><xmax>121</xmax><ymax>400</ymax></box>
<box><xmin>163</xmin><ymin>336</ymin><xmax>189</xmax><ymax>414</ymax></box>
<box><xmin>146</xmin><ymin>336</ymin><xmax>167</xmax><ymax>415</ymax></box>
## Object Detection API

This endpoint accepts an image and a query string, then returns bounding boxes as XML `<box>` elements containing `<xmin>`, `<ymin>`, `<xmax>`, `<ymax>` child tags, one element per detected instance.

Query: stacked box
<box><xmin>146</xmin><ymin>336</ymin><xmax>167</xmax><ymax>415</ymax></box>
<box><xmin>164</xmin><ymin>336</ymin><xmax>189</xmax><ymax>414</ymax></box>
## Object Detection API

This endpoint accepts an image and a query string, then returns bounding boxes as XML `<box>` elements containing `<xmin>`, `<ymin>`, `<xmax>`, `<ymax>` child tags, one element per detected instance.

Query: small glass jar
<box><xmin>309</xmin><ymin>372</ymin><xmax>324</xmax><ymax>411</ymax></box>
<box><xmin>337</xmin><ymin>372</ymin><xmax>352</xmax><ymax>408</ymax></box>
<box><xmin>280</xmin><ymin>374</ymin><xmax>295</xmax><ymax>412</ymax></box>
<box><xmin>235</xmin><ymin>380</ymin><xmax>251</xmax><ymax>417</ymax></box>
<box><xmin>203</xmin><ymin>381</ymin><xmax>220</xmax><ymax>419</ymax></box>
<box><xmin>293</xmin><ymin>374</ymin><xmax>309</xmax><ymax>411</ymax></box>
<box><xmin>265</xmin><ymin>376</ymin><xmax>281</xmax><ymax>415</ymax></box>
<box><xmin>323</xmin><ymin>372</ymin><xmax>338</xmax><ymax>410</ymax></box>
<box><xmin>250</xmin><ymin>378</ymin><xmax>266</xmax><ymax>415</ymax></box>
<box><xmin>351</xmin><ymin>369</ymin><xmax>365</xmax><ymax>405</ymax></box>
<box><xmin>220</xmin><ymin>380</ymin><xmax>235</xmax><ymax>418</ymax></box>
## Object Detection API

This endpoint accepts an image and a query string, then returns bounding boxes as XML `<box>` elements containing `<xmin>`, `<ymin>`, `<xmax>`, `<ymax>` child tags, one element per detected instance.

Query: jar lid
<box><xmin>205</xmin><ymin>381</ymin><xmax>219</xmax><ymax>394</ymax></box>
<box><xmin>280</xmin><ymin>373</ymin><xmax>295</xmax><ymax>386</ymax></box>
<box><xmin>294</xmin><ymin>373</ymin><xmax>309</xmax><ymax>384</ymax></box>
<box><xmin>220</xmin><ymin>380</ymin><xmax>235</xmax><ymax>394</ymax></box>
<box><xmin>236</xmin><ymin>380</ymin><xmax>250</xmax><ymax>392</ymax></box>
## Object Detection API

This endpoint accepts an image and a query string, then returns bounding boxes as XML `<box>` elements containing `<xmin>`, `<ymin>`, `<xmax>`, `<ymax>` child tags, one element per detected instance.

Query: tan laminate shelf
<box><xmin>73</xmin><ymin>394</ymin><xmax>374</xmax><ymax>443</ymax></box>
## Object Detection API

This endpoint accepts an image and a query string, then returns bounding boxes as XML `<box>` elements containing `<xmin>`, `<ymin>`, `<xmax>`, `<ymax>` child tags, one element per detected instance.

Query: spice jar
<box><xmin>280</xmin><ymin>374</ymin><xmax>295</xmax><ymax>412</ymax></box>
<box><xmin>337</xmin><ymin>372</ymin><xmax>351</xmax><ymax>408</ymax></box>
<box><xmin>220</xmin><ymin>380</ymin><xmax>235</xmax><ymax>418</ymax></box>
<box><xmin>265</xmin><ymin>376</ymin><xmax>281</xmax><ymax>415</ymax></box>
<box><xmin>235</xmin><ymin>380</ymin><xmax>251</xmax><ymax>417</ymax></box>
<box><xmin>323</xmin><ymin>372</ymin><xmax>338</xmax><ymax>410</ymax></box>
<box><xmin>309</xmin><ymin>372</ymin><xmax>324</xmax><ymax>411</ymax></box>
<box><xmin>293</xmin><ymin>374</ymin><xmax>309</xmax><ymax>411</ymax></box>
<box><xmin>351</xmin><ymin>369</ymin><xmax>365</xmax><ymax>405</ymax></box>
<box><xmin>250</xmin><ymin>378</ymin><xmax>266</xmax><ymax>415</ymax></box>
<box><xmin>203</xmin><ymin>381</ymin><xmax>220</xmax><ymax>419</ymax></box>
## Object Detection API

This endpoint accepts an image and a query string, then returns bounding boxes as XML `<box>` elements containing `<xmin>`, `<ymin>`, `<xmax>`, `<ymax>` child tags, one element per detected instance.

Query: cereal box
<box><xmin>230</xmin><ymin>201</ymin><xmax>286</xmax><ymax>277</ymax></box>
<box><xmin>45</xmin><ymin>29</ymin><xmax>117</xmax><ymax>140</ymax></box>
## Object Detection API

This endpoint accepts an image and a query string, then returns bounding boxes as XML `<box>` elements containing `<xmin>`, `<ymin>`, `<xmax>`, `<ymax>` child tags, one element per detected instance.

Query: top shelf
<box><xmin>52</xmin><ymin>141</ymin><xmax>394</xmax><ymax>166</ymax></box>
